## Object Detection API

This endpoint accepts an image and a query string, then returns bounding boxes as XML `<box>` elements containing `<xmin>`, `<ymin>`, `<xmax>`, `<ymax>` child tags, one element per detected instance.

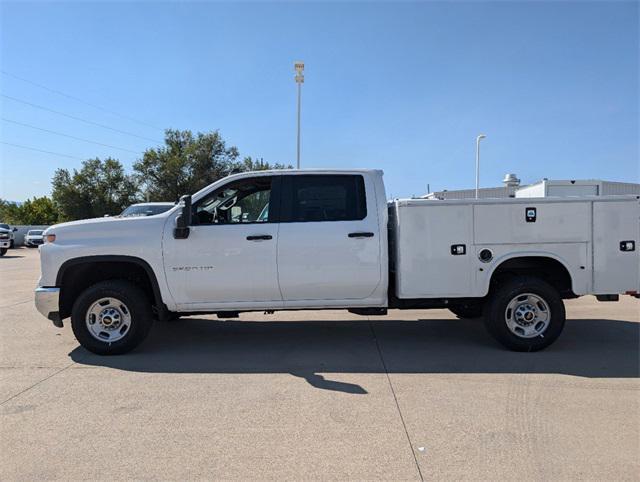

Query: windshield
<box><xmin>0</xmin><ymin>224</ymin><xmax>9</xmax><ymax>230</ymax></box>
<box><xmin>120</xmin><ymin>204</ymin><xmax>173</xmax><ymax>217</ymax></box>
<box><xmin>28</xmin><ymin>230</ymin><xmax>44</xmax><ymax>235</ymax></box>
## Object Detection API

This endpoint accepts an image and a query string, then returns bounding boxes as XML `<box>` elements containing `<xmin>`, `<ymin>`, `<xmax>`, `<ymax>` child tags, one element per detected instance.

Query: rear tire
<box><xmin>71</xmin><ymin>280</ymin><xmax>154</xmax><ymax>355</ymax></box>
<box><xmin>449</xmin><ymin>303</ymin><xmax>484</xmax><ymax>319</ymax></box>
<box><xmin>483</xmin><ymin>276</ymin><xmax>565</xmax><ymax>352</ymax></box>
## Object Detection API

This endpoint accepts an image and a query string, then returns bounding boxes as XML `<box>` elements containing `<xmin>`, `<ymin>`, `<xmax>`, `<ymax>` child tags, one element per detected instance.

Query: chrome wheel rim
<box><xmin>505</xmin><ymin>293</ymin><xmax>551</xmax><ymax>338</ymax></box>
<box><xmin>85</xmin><ymin>297</ymin><xmax>131</xmax><ymax>343</ymax></box>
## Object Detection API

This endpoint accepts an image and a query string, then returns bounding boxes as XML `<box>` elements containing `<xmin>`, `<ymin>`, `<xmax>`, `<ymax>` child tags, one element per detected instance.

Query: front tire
<box><xmin>483</xmin><ymin>276</ymin><xmax>565</xmax><ymax>352</ymax></box>
<box><xmin>0</xmin><ymin>247</ymin><xmax>7</xmax><ymax>256</ymax></box>
<box><xmin>71</xmin><ymin>280</ymin><xmax>154</xmax><ymax>355</ymax></box>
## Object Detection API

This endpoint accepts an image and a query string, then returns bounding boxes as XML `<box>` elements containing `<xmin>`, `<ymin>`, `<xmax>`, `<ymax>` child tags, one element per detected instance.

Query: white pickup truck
<box><xmin>0</xmin><ymin>227</ymin><xmax>12</xmax><ymax>256</ymax></box>
<box><xmin>35</xmin><ymin>169</ymin><xmax>639</xmax><ymax>355</ymax></box>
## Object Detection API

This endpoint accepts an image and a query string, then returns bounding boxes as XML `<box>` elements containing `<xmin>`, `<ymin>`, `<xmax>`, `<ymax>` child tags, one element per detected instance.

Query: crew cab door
<box><xmin>277</xmin><ymin>173</ymin><xmax>382</xmax><ymax>303</ymax></box>
<box><xmin>163</xmin><ymin>175</ymin><xmax>282</xmax><ymax>309</ymax></box>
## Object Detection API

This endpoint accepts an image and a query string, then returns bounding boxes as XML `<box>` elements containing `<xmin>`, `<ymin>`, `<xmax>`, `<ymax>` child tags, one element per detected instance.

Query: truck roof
<box><xmin>191</xmin><ymin>168</ymin><xmax>384</xmax><ymax>201</ymax></box>
<box><xmin>394</xmin><ymin>194</ymin><xmax>640</xmax><ymax>207</ymax></box>
<box><xmin>240</xmin><ymin>168</ymin><xmax>383</xmax><ymax>175</ymax></box>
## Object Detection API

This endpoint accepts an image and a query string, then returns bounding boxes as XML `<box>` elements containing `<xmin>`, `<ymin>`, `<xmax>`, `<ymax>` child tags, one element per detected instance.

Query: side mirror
<box><xmin>174</xmin><ymin>195</ymin><xmax>192</xmax><ymax>239</ymax></box>
<box><xmin>13</xmin><ymin>227</ymin><xmax>17</xmax><ymax>232</ymax></box>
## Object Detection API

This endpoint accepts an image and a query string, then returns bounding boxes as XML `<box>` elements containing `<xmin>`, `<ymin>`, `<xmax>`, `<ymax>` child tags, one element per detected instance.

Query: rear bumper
<box><xmin>35</xmin><ymin>287</ymin><xmax>62</xmax><ymax>327</ymax></box>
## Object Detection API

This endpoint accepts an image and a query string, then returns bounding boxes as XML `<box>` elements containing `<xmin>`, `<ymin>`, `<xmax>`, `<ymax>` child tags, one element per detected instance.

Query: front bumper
<box><xmin>35</xmin><ymin>287</ymin><xmax>62</xmax><ymax>327</ymax></box>
<box><xmin>0</xmin><ymin>239</ymin><xmax>9</xmax><ymax>248</ymax></box>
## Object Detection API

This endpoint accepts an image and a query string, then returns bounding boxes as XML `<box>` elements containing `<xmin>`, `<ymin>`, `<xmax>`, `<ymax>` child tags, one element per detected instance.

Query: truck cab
<box><xmin>162</xmin><ymin>169</ymin><xmax>388</xmax><ymax>312</ymax></box>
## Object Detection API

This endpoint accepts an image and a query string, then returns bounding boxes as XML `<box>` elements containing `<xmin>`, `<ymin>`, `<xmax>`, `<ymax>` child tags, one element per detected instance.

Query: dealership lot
<box><xmin>1</xmin><ymin>247</ymin><xmax>638</xmax><ymax>480</ymax></box>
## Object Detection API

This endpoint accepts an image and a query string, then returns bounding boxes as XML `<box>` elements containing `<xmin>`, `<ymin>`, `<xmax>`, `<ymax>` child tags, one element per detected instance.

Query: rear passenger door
<box><xmin>277</xmin><ymin>174</ymin><xmax>382</xmax><ymax>303</ymax></box>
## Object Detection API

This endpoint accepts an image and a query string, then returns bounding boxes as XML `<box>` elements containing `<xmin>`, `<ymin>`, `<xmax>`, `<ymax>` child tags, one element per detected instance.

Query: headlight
<box><xmin>45</xmin><ymin>233</ymin><xmax>56</xmax><ymax>243</ymax></box>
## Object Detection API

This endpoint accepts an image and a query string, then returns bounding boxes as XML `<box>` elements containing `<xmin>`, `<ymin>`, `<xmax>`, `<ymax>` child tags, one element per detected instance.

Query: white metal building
<box><xmin>516</xmin><ymin>179</ymin><xmax>640</xmax><ymax>198</ymax></box>
<box><xmin>423</xmin><ymin>174</ymin><xmax>640</xmax><ymax>200</ymax></box>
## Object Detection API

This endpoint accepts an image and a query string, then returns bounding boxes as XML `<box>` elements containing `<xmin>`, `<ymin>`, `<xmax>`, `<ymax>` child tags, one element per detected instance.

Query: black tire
<box><xmin>449</xmin><ymin>303</ymin><xmax>484</xmax><ymax>319</ymax></box>
<box><xmin>0</xmin><ymin>247</ymin><xmax>6</xmax><ymax>256</ymax></box>
<box><xmin>483</xmin><ymin>276</ymin><xmax>565</xmax><ymax>352</ymax></box>
<box><xmin>9</xmin><ymin>240</ymin><xmax>14</xmax><ymax>249</ymax></box>
<box><xmin>71</xmin><ymin>280</ymin><xmax>154</xmax><ymax>355</ymax></box>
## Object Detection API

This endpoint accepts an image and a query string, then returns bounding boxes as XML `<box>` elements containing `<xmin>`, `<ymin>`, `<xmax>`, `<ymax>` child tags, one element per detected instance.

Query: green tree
<box><xmin>0</xmin><ymin>199</ymin><xmax>22</xmax><ymax>224</ymax></box>
<box><xmin>52</xmin><ymin>158</ymin><xmax>139</xmax><ymax>221</ymax></box>
<box><xmin>239</xmin><ymin>156</ymin><xmax>292</xmax><ymax>171</ymax></box>
<box><xmin>17</xmin><ymin>197</ymin><xmax>59</xmax><ymax>225</ymax></box>
<box><xmin>134</xmin><ymin>129</ymin><xmax>292</xmax><ymax>202</ymax></box>
<box><xmin>133</xmin><ymin>129</ymin><xmax>240</xmax><ymax>202</ymax></box>
<box><xmin>0</xmin><ymin>197</ymin><xmax>60</xmax><ymax>225</ymax></box>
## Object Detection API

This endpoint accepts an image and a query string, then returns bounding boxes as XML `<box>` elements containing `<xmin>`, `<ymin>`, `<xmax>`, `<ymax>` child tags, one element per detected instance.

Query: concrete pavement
<box><xmin>1</xmin><ymin>247</ymin><xmax>638</xmax><ymax>480</ymax></box>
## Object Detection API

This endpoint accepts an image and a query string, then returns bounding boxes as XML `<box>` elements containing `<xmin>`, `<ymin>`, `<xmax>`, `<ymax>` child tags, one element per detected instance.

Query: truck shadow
<box><xmin>69</xmin><ymin>317</ymin><xmax>639</xmax><ymax>394</ymax></box>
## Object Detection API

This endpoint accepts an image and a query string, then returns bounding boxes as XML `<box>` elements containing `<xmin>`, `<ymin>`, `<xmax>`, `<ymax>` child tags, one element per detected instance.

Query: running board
<box><xmin>348</xmin><ymin>308</ymin><xmax>388</xmax><ymax>316</ymax></box>
<box><xmin>216</xmin><ymin>311</ymin><xmax>240</xmax><ymax>318</ymax></box>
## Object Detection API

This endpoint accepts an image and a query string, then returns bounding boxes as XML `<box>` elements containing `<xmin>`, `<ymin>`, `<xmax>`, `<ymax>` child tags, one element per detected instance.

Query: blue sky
<box><xmin>1</xmin><ymin>1</ymin><xmax>638</xmax><ymax>201</ymax></box>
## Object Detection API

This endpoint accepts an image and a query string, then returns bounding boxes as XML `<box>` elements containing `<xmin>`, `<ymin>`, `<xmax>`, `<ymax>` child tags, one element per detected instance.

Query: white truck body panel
<box><xmin>390</xmin><ymin>196</ymin><xmax>639</xmax><ymax>299</ymax></box>
<box><xmin>390</xmin><ymin>203</ymin><xmax>474</xmax><ymax>297</ymax></box>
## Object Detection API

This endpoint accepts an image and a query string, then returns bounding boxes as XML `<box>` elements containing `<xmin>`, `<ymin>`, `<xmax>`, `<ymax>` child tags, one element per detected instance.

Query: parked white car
<box><xmin>34</xmin><ymin>169</ymin><xmax>640</xmax><ymax>355</ymax></box>
<box><xmin>25</xmin><ymin>229</ymin><xmax>45</xmax><ymax>247</ymax></box>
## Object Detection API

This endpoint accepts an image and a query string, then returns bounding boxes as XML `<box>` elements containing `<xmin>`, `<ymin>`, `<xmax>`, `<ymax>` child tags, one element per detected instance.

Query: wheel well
<box><xmin>490</xmin><ymin>256</ymin><xmax>575</xmax><ymax>298</ymax></box>
<box><xmin>58</xmin><ymin>258</ymin><xmax>163</xmax><ymax>319</ymax></box>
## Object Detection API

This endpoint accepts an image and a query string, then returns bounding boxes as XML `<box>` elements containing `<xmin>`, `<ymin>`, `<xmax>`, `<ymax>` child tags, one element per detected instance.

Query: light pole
<box><xmin>294</xmin><ymin>61</ymin><xmax>304</xmax><ymax>169</ymax></box>
<box><xmin>475</xmin><ymin>134</ymin><xmax>486</xmax><ymax>199</ymax></box>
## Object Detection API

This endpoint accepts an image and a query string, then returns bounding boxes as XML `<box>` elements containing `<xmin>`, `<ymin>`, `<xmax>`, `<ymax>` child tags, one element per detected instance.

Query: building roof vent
<box><xmin>503</xmin><ymin>173</ymin><xmax>521</xmax><ymax>187</ymax></box>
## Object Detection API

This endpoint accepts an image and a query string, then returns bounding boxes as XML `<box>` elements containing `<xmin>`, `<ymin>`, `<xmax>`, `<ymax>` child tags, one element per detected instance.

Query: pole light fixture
<box><xmin>475</xmin><ymin>134</ymin><xmax>486</xmax><ymax>199</ymax></box>
<box><xmin>294</xmin><ymin>61</ymin><xmax>304</xmax><ymax>169</ymax></box>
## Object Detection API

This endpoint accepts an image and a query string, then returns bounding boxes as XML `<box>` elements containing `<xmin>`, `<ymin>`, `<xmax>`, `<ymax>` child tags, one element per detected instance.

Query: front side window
<box><xmin>194</xmin><ymin>176</ymin><xmax>272</xmax><ymax>225</ymax></box>
<box><xmin>284</xmin><ymin>175</ymin><xmax>366</xmax><ymax>222</ymax></box>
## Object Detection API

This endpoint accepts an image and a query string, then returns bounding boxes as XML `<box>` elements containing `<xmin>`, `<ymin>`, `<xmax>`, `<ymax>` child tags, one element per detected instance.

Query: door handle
<box><xmin>348</xmin><ymin>232</ymin><xmax>374</xmax><ymax>238</ymax></box>
<box><xmin>246</xmin><ymin>235</ymin><xmax>272</xmax><ymax>241</ymax></box>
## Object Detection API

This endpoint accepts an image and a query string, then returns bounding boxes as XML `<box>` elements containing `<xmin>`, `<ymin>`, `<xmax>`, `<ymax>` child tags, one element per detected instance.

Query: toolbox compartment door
<box><xmin>394</xmin><ymin>204</ymin><xmax>473</xmax><ymax>298</ymax></box>
<box><xmin>593</xmin><ymin>200</ymin><xmax>640</xmax><ymax>293</ymax></box>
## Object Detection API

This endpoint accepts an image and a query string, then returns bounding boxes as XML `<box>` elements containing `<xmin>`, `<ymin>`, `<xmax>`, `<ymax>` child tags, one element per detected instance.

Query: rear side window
<box><xmin>283</xmin><ymin>175</ymin><xmax>366</xmax><ymax>222</ymax></box>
